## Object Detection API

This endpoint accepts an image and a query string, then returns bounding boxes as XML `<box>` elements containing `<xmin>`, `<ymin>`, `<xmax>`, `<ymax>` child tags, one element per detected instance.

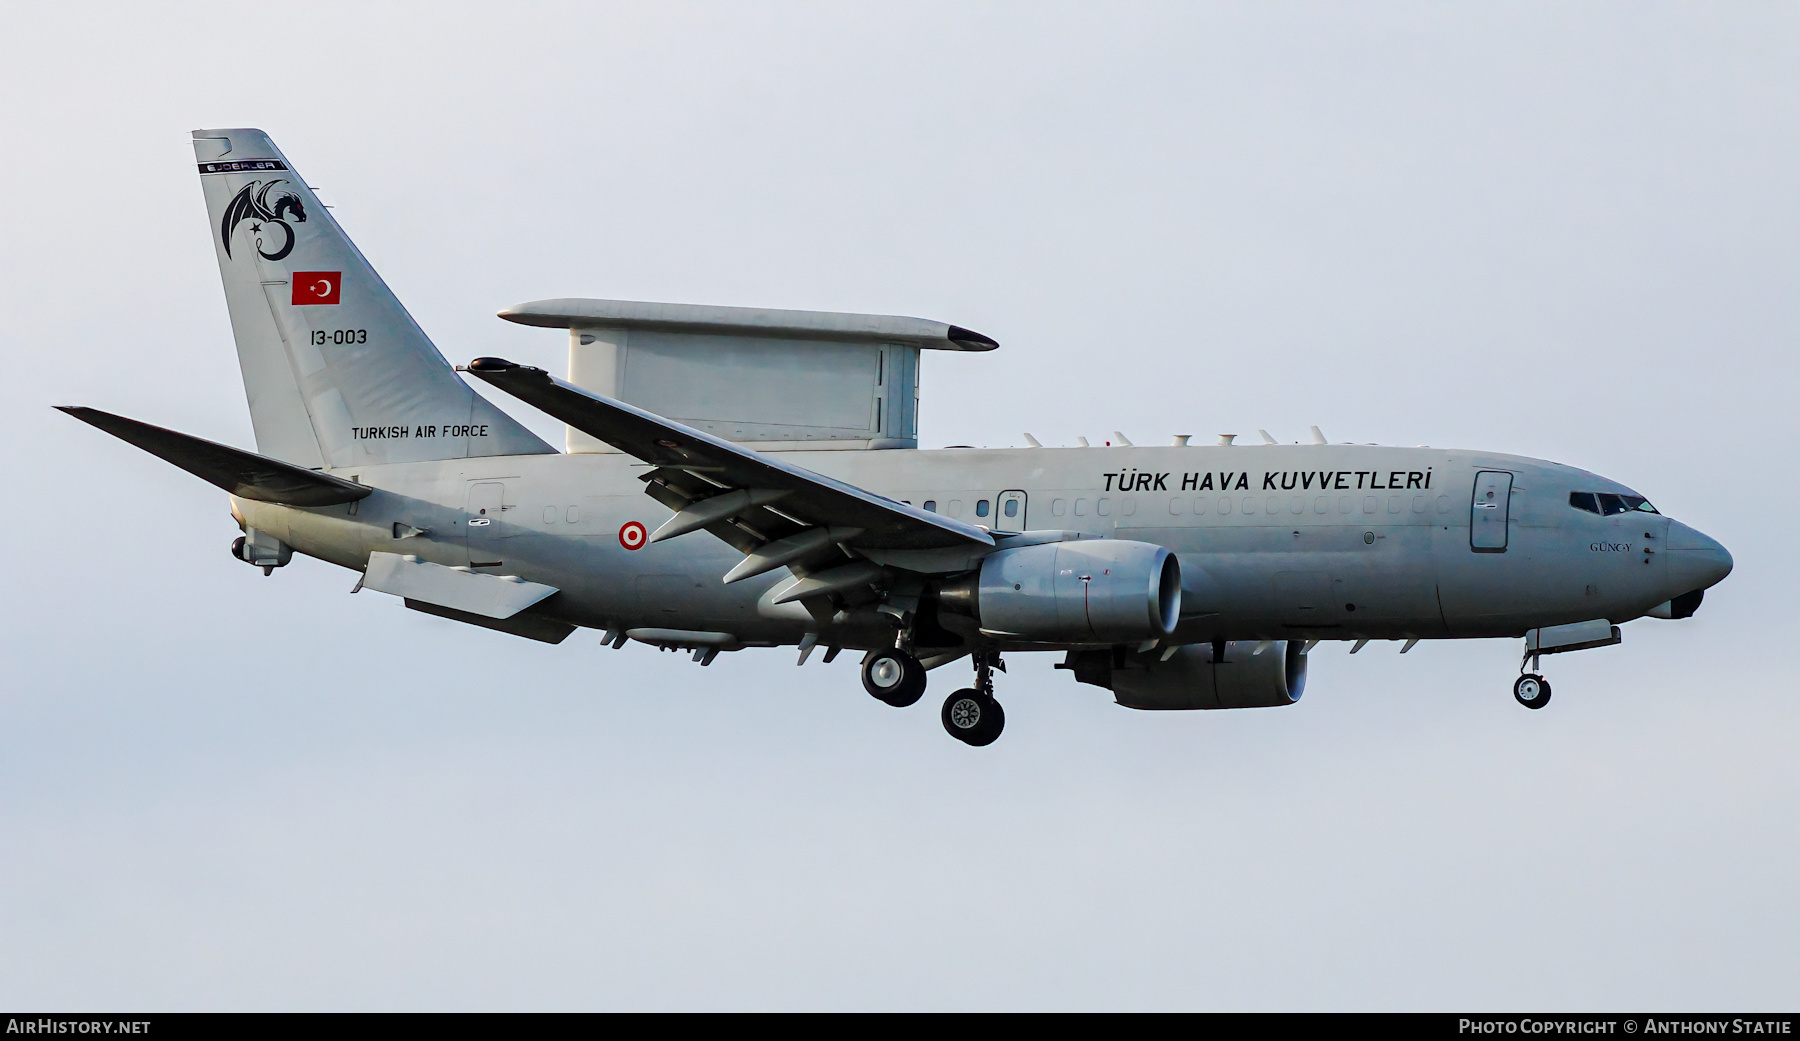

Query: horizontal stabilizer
<box><xmin>58</xmin><ymin>406</ymin><xmax>372</xmax><ymax>507</ymax></box>
<box><xmin>362</xmin><ymin>552</ymin><xmax>558</xmax><ymax>619</ymax></box>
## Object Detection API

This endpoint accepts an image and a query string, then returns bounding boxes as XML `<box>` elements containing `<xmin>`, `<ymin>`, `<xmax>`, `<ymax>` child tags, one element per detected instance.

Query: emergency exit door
<box><xmin>466</xmin><ymin>482</ymin><xmax>506</xmax><ymax>566</ymax></box>
<box><xmin>995</xmin><ymin>490</ymin><xmax>1027</xmax><ymax>533</ymax></box>
<box><xmin>1470</xmin><ymin>471</ymin><xmax>1512</xmax><ymax>552</ymax></box>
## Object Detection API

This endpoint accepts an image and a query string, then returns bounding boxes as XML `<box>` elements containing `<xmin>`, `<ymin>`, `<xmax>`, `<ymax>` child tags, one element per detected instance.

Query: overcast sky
<box><xmin>2</xmin><ymin>2</ymin><xmax>1795</xmax><ymax>1010</ymax></box>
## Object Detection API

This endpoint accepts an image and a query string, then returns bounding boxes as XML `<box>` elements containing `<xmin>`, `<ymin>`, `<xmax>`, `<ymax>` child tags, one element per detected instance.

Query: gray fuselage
<box><xmin>231</xmin><ymin>442</ymin><xmax>1732</xmax><ymax>652</ymax></box>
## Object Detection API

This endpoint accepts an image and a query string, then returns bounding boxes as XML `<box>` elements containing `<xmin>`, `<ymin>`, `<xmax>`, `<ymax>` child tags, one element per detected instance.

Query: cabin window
<box><xmin>923</xmin><ymin>500</ymin><xmax>937</xmax><ymax>512</ymax></box>
<box><xmin>1073</xmin><ymin>498</ymin><xmax>1088</xmax><ymax>516</ymax></box>
<box><xmin>1051</xmin><ymin>498</ymin><xmax>1066</xmax><ymax>516</ymax></box>
<box><xmin>1003</xmin><ymin>499</ymin><xmax>1018</xmax><ymax>518</ymax></box>
<box><xmin>975</xmin><ymin>499</ymin><xmax>991</xmax><ymax>518</ymax></box>
<box><xmin>1096</xmin><ymin>498</ymin><xmax>1112</xmax><ymax>516</ymax></box>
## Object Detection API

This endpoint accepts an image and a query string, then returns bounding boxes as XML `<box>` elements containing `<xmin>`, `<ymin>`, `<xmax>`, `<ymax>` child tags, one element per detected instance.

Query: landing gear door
<box><xmin>995</xmin><ymin>490</ymin><xmax>1027</xmax><ymax>533</ymax></box>
<box><xmin>1470</xmin><ymin>471</ymin><xmax>1512</xmax><ymax>552</ymax></box>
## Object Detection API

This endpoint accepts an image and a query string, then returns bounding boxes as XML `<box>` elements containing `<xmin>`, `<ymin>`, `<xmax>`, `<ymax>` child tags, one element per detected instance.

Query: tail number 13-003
<box><xmin>310</xmin><ymin>330</ymin><xmax>368</xmax><ymax>345</ymax></box>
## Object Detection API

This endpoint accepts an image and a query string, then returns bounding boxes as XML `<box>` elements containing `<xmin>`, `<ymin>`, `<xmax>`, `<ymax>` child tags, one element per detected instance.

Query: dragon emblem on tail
<box><xmin>220</xmin><ymin>180</ymin><xmax>307</xmax><ymax>261</ymax></box>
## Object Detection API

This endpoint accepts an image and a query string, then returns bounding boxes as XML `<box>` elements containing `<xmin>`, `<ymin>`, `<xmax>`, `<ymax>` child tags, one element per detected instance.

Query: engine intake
<box><xmin>1061</xmin><ymin>641</ymin><xmax>1307</xmax><ymax>710</ymax></box>
<box><xmin>940</xmin><ymin>539</ymin><xmax>1180</xmax><ymax>643</ymax></box>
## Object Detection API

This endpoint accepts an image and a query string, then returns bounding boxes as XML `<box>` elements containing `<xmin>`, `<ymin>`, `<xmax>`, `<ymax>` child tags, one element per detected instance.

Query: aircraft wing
<box><xmin>463</xmin><ymin>358</ymin><xmax>994</xmax><ymax>556</ymax></box>
<box><xmin>57</xmin><ymin>406</ymin><xmax>372</xmax><ymax>507</ymax></box>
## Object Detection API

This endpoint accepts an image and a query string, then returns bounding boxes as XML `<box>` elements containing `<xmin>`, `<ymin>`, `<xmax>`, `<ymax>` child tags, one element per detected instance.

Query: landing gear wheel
<box><xmin>941</xmin><ymin>688</ymin><xmax>1005</xmax><ymax>746</ymax></box>
<box><xmin>862</xmin><ymin>649</ymin><xmax>926</xmax><ymax>707</ymax></box>
<box><xmin>1513</xmin><ymin>673</ymin><xmax>1552</xmax><ymax>710</ymax></box>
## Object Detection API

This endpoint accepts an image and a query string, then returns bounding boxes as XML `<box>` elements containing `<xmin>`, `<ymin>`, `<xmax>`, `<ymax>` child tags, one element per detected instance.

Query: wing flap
<box><xmin>404</xmin><ymin>600</ymin><xmax>576</xmax><ymax>644</ymax></box>
<box><xmin>363</xmin><ymin>551</ymin><xmax>558</xmax><ymax>619</ymax></box>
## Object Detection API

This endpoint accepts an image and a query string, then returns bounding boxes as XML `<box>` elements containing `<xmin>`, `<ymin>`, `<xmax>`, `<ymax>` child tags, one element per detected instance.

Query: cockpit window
<box><xmin>1586</xmin><ymin>492</ymin><xmax>1659</xmax><ymax>516</ymax></box>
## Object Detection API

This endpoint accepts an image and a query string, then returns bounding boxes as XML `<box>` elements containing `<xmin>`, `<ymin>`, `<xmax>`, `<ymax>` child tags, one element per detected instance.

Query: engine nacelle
<box><xmin>941</xmin><ymin>539</ymin><xmax>1180</xmax><ymax>643</ymax></box>
<box><xmin>1061</xmin><ymin>641</ymin><xmax>1307</xmax><ymax>710</ymax></box>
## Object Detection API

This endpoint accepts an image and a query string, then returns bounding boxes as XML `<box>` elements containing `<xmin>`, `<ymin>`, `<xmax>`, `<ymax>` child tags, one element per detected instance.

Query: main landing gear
<box><xmin>942</xmin><ymin>688</ymin><xmax>1005</xmax><ymax>746</ymax></box>
<box><xmin>941</xmin><ymin>652</ymin><xmax>1005</xmax><ymax>746</ymax></box>
<box><xmin>859</xmin><ymin>646</ymin><xmax>1008</xmax><ymax>745</ymax></box>
<box><xmin>861</xmin><ymin>648</ymin><xmax>926</xmax><ymax>707</ymax></box>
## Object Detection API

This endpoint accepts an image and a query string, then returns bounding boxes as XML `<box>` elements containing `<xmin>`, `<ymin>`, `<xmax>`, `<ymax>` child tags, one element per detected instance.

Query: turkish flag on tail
<box><xmin>291</xmin><ymin>272</ymin><xmax>341</xmax><ymax>305</ymax></box>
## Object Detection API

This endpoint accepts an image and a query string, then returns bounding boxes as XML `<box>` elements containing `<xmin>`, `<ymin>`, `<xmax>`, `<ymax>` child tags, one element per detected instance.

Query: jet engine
<box><xmin>938</xmin><ymin>539</ymin><xmax>1180</xmax><ymax>643</ymax></box>
<box><xmin>1060</xmin><ymin>640</ymin><xmax>1307</xmax><ymax>710</ymax></box>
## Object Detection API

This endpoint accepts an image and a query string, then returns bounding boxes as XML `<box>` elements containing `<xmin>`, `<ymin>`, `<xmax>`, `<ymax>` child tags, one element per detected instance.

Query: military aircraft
<box><xmin>60</xmin><ymin>129</ymin><xmax>1734</xmax><ymax>746</ymax></box>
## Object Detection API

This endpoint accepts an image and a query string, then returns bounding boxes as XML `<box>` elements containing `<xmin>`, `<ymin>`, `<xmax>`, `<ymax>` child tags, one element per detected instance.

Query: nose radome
<box><xmin>1666</xmin><ymin>521</ymin><xmax>1734</xmax><ymax>591</ymax></box>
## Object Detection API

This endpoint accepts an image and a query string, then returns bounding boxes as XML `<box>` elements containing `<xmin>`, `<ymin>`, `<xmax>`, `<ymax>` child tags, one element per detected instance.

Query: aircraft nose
<box><xmin>1666</xmin><ymin>520</ymin><xmax>1733</xmax><ymax>591</ymax></box>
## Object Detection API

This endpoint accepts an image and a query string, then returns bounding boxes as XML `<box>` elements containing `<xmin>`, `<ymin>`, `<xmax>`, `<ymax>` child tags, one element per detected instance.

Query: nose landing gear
<box><xmin>1513</xmin><ymin>645</ymin><xmax>1553</xmax><ymax>709</ymax></box>
<box><xmin>1513</xmin><ymin>673</ymin><xmax>1552</xmax><ymax>710</ymax></box>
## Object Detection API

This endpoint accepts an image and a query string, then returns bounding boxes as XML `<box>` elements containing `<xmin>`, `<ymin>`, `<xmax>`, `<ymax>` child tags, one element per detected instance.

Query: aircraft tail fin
<box><xmin>191</xmin><ymin>128</ymin><xmax>553</xmax><ymax>468</ymax></box>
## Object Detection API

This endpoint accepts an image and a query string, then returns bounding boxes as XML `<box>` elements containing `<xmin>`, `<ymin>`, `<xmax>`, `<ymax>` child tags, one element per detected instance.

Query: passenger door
<box><xmin>1470</xmin><ymin>471</ymin><xmax>1512</xmax><ymax>552</ymax></box>
<box><xmin>994</xmin><ymin>490</ymin><xmax>1027</xmax><ymax>533</ymax></box>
